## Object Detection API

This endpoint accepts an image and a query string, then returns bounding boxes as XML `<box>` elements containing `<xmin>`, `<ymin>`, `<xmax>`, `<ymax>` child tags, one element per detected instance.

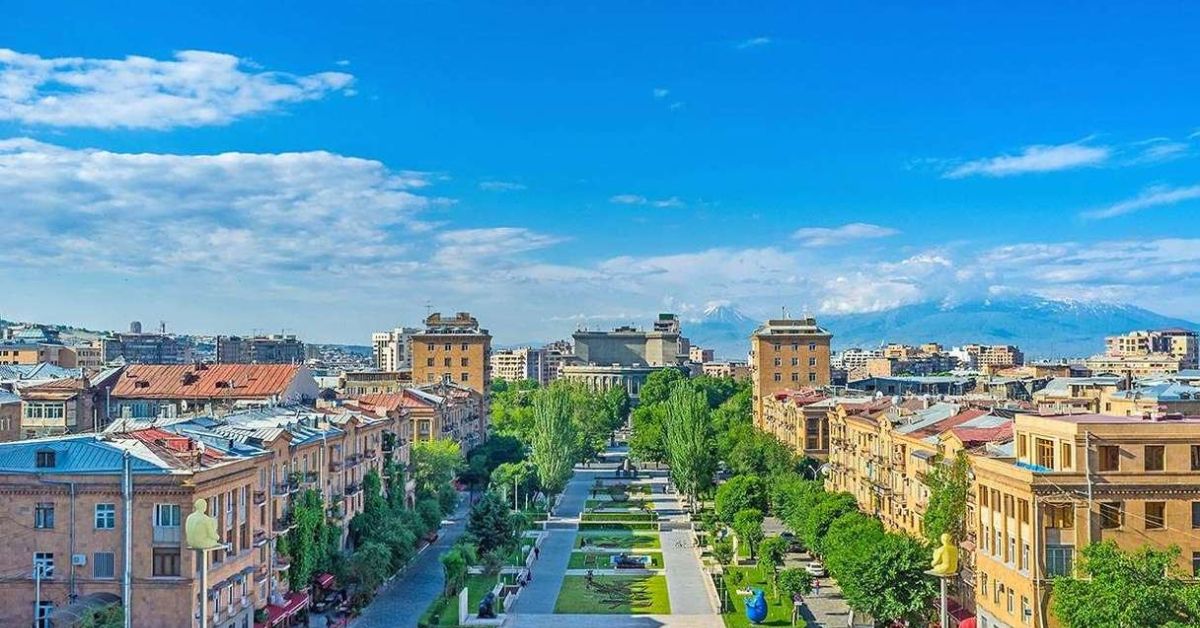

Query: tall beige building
<box><xmin>411</xmin><ymin>312</ymin><xmax>491</xmax><ymax>392</ymax></box>
<box><xmin>749</xmin><ymin>317</ymin><xmax>832</xmax><ymax>422</ymax></box>
<box><xmin>371</xmin><ymin>327</ymin><xmax>421</xmax><ymax>371</ymax></box>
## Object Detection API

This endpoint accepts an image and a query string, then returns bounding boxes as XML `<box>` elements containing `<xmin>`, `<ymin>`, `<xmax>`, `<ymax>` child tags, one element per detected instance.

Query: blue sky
<box><xmin>2</xmin><ymin>1</ymin><xmax>1199</xmax><ymax>343</ymax></box>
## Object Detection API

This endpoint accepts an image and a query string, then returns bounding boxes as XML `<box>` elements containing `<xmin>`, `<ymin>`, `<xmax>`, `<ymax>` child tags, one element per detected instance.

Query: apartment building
<box><xmin>757</xmin><ymin>390</ymin><xmax>854</xmax><ymax>458</ymax></box>
<box><xmin>0</xmin><ymin>390</ymin><xmax>19</xmax><ymax>442</ymax></box>
<box><xmin>749</xmin><ymin>317</ymin><xmax>832</xmax><ymax>423</ymax></box>
<box><xmin>101</xmin><ymin>324</ymin><xmax>193</xmax><ymax>365</ymax></box>
<box><xmin>0</xmin><ymin>342</ymin><xmax>78</xmax><ymax>367</ymax></box>
<box><xmin>1084</xmin><ymin>353</ymin><xmax>1184</xmax><ymax>378</ymax></box>
<box><xmin>958</xmin><ymin>345</ymin><xmax>1026</xmax><ymax>370</ymax></box>
<box><xmin>338</xmin><ymin>370</ymin><xmax>412</xmax><ymax>396</ymax></box>
<box><xmin>370</xmin><ymin>327</ymin><xmax>420</xmax><ymax>372</ymax></box>
<box><xmin>702</xmin><ymin>361</ymin><xmax>751</xmax><ymax>379</ymax></box>
<box><xmin>1031</xmin><ymin>376</ymin><xmax>1123</xmax><ymax>415</ymax></box>
<box><xmin>490</xmin><ymin>347</ymin><xmax>543</xmax><ymax>383</ymax></box>
<box><xmin>968</xmin><ymin>412</ymin><xmax>1200</xmax><ymax>628</ymax></box>
<box><xmin>1105</xmin><ymin>329</ymin><xmax>1199</xmax><ymax>369</ymax></box>
<box><xmin>215</xmin><ymin>335</ymin><xmax>305</xmax><ymax>364</ymax></box>
<box><xmin>110</xmin><ymin>364</ymin><xmax>319</xmax><ymax>419</ymax></box>
<box><xmin>688</xmin><ymin>346</ymin><xmax>715</xmax><ymax>364</ymax></box>
<box><xmin>411</xmin><ymin>312</ymin><xmax>491</xmax><ymax>392</ymax></box>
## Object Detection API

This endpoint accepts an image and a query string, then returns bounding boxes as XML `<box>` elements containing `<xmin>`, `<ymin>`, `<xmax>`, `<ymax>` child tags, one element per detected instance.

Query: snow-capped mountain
<box><xmin>681</xmin><ymin>296</ymin><xmax>1197</xmax><ymax>360</ymax></box>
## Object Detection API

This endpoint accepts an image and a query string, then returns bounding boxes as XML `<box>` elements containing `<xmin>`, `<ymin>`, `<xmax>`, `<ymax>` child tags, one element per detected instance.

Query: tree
<box><xmin>715</xmin><ymin>474</ymin><xmax>767</xmax><ymax>523</ymax></box>
<box><xmin>468</xmin><ymin>491</ymin><xmax>514</xmax><ymax>554</ymax></box>
<box><xmin>822</xmin><ymin>511</ymin><xmax>884</xmax><ymax>579</ymax></box>
<box><xmin>490</xmin><ymin>460</ymin><xmax>538</xmax><ymax>508</ymax></box>
<box><xmin>416</xmin><ymin>497</ymin><xmax>443</xmax><ymax>533</ymax></box>
<box><xmin>663</xmin><ymin>383</ymin><xmax>716</xmax><ymax>510</ymax></box>
<box><xmin>79</xmin><ymin>605</ymin><xmax>123</xmax><ymax>628</ymax></box>
<box><xmin>769</xmin><ymin>475</ymin><xmax>824</xmax><ymax>521</ymax></box>
<box><xmin>712</xmin><ymin>536</ymin><xmax>735</xmax><ymax>567</ymax></box>
<box><xmin>639</xmin><ymin>367</ymin><xmax>686</xmax><ymax>406</ymax></box>
<box><xmin>758</xmin><ymin>536</ymin><xmax>789</xmax><ymax>599</ymax></box>
<box><xmin>1052</xmin><ymin>542</ymin><xmax>1199</xmax><ymax>628</ymax></box>
<box><xmin>833</xmin><ymin>532</ymin><xmax>937</xmax><ymax>624</ymax></box>
<box><xmin>529</xmin><ymin>384</ymin><xmax>577</xmax><ymax>496</ymax></box>
<box><xmin>921</xmin><ymin>452</ymin><xmax>970</xmax><ymax>544</ymax></box>
<box><xmin>732</xmin><ymin>508</ymin><xmax>765</xmax><ymax>559</ymax></box>
<box><xmin>440</xmin><ymin>543</ymin><xmax>479</xmax><ymax>596</ymax></box>
<box><xmin>629</xmin><ymin>404</ymin><xmax>668</xmax><ymax>465</ymax></box>
<box><xmin>411</xmin><ymin>438</ymin><xmax>462</xmax><ymax>498</ymax></box>
<box><xmin>777</xmin><ymin>568</ymin><xmax>813</xmax><ymax>602</ymax></box>
<box><xmin>285</xmin><ymin>489</ymin><xmax>332</xmax><ymax>592</ymax></box>
<box><xmin>798</xmin><ymin>492</ymin><xmax>858</xmax><ymax>555</ymax></box>
<box><xmin>349</xmin><ymin>541</ymin><xmax>393</xmax><ymax>594</ymax></box>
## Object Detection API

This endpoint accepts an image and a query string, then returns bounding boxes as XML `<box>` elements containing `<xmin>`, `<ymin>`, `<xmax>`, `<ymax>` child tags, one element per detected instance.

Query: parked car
<box><xmin>805</xmin><ymin>561</ymin><xmax>827</xmax><ymax>577</ymax></box>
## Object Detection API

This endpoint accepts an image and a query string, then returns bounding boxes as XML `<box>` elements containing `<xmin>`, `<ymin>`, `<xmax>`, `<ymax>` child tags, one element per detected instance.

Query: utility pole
<box><xmin>34</xmin><ymin>559</ymin><xmax>43</xmax><ymax>628</ymax></box>
<box><xmin>122</xmin><ymin>450</ymin><xmax>133</xmax><ymax>628</ymax></box>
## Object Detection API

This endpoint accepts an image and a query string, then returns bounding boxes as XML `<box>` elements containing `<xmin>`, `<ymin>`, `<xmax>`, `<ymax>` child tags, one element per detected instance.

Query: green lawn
<box><xmin>568</xmin><ymin>551</ymin><xmax>664</xmax><ymax>569</ymax></box>
<box><xmin>581</xmin><ymin>512</ymin><xmax>659</xmax><ymax>522</ymax></box>
<box><xmin>576</xmin><ymin>532</ymin><xmax>662</xmax><ymax>550</ymax></box>
<box><xmin>554</xmin><ymin>575</ymin><xmax>671</xmax><ymax>614</ymax></box>
<box><xmin>584</xmin><ymin>498</ymin><xmax>652</xmax><ymax>510</ymax></box>
<box><xmin>418</xmin><ymin>574</ymin><xmax>504</xmax><ymax>626</ymax></box>
<box><xmin>719</xmin><ymin>567</ymin><xmax>802</xmax><ymax>628</ymax></box>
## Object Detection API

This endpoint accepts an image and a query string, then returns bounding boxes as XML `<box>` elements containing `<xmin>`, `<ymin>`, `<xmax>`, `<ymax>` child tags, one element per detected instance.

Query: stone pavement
<box><xmin>510</xmin><ymin>614</ymin><xmax>724</xmax><ymax>627</ymax></box>
<box><xmin>650</xmin><ymin>482</ymin><xmax>717</xmax><ymax>616</ymax></box>
<box><xmin>349</xmin><ymin>496</ymin><xmax>470</xmax><ymax>628</ymax></box>
<box><xmin>509</xmin><ymin>462</ymin><xmax>595</xmax><ymax>613</ymax></box>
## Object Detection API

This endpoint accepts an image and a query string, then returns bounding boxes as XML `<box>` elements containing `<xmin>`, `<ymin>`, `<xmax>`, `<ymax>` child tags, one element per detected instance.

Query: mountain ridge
<box><xmin>683</xmin><ymin>296</ymin><xmax>1197</xmax><ymax>360</ymax></box>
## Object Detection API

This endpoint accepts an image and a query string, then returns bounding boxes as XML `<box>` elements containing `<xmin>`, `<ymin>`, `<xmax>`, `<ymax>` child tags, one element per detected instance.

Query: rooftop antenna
<box><xmin>159</xmin><ymin>320</ymin><xmax>167</xmax><ymax>335</ymax></box>
<box><xmin>424</xmin><ymin>301</ymin><xmax>433</xmax><ymax>318</ymax></box>
<box><xmin>781</xmin><ymin>306</ymin><xmax>789</xmax><ymax>319</ymax></box>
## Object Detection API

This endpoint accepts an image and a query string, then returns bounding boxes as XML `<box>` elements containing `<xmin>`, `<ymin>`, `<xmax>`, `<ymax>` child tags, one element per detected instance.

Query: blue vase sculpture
<box><xmin>744</xmin><ymin>588</ymin><xmax>768</xmax><ymax>624</ymax></box>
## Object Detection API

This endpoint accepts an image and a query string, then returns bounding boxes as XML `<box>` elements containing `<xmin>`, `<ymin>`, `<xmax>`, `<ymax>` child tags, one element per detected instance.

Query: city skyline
<box><xmin>4</xmin><ymin>2</ymin><xmax>1200</xmax><ymax>344</ymax></box>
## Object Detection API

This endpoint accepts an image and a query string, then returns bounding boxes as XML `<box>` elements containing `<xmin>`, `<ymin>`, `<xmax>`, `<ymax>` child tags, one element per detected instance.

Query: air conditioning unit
<box><xmin>72</xmin><ymin>554</ymin><xmax>87</xmax><ymax>566</ymax></box>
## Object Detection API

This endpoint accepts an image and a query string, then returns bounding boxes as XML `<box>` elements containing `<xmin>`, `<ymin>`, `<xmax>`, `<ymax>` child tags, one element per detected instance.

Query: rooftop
<box><xmin>111</xmin><ymin>363</ymin><xmax>303</xmax><ymax>399</ymax></box>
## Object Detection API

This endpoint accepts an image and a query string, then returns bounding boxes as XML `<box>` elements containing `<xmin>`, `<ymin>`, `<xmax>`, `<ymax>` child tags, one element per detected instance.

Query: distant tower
<box><xmin>130</xmin><ymin>321</ymin><xmax>143</xmax><ymax>334</ymax></box>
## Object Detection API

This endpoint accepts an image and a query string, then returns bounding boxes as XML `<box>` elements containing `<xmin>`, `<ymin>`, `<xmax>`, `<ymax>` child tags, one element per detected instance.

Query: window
<box><xmin>34</xmin><ymin>503</ymin><xmax>54</xmax><ymax>529</ymax></box>
<box><xmin>1044</xmin><ymin>504</ymin><xmax>1074</xmax><ymax>529</ymax></box>
<box><xmin>461</xmin><ymin>342</ymin><xmax>469</xmax><ymax>351</ymax></box>
<box><xmin>773</xmin><ymin>373</ymin><xmax>781</xmax><ymax>382</ymax></box>
<box><xmin>1022</xmin><ymin>543</ymin><xmax>1030</xmax><ymax>570</ymax></box>
<box><xmin>1194</xmin><ymin>552</ymin><xmax>1200</xmax><ymax>577</ymax></box>
<box><xmin>808</xmin><ymin>356</ymin><xmax>817</xmax><ymax>367</ymax></box>
<box><xmin>35</xmin><ymin>450</ymin><xmax>56</xmax><ymax>468</ymax></box>
<box><xmin>95</xmin><ymin>504</ymin><xmax>115</xmax><ymax>529</ymax></box>
<box><xmin>93</xmin><ymin>552</ymin><xmax>115</xmax><ymax>579</ymax></box>
<box><xmin>1046</xmin><ymin>545</ymin><xmax>1074</xmax><ymax>577</ymax></box>
<box><xmin>152</xmin><ymin>548</ymin><xmax>181</xmax><ymax>577</ymax></box>
<box><xmin>790</xmin><ymin>373</ymin><xmax>799</xmax><ymax>382</ymax></box>
<box><xmin>443</xmin><ymin>357</ymin><xmax>451</xmax><ymax>367</ymax></box>
<box><xmin>1008</xmin><ymin>536</ymin><xmax>1016</xmax><ymax>564</ymax></box>
<box><xmin>980</xmin><ymin>572</ymin><xmax>988</xmax><ymax>592</ymax></box>
<box><xmin>790</xmin><ymin>357</ymin><xmax>799</xmax><ymax>366</ymax></box>
<box><xmin>443</xmin><ymin>343</ymin><xmax>451</xmax><ymax>351</ymax></box>
<box><xmin>1035</xmin><ymin>438</ymin><xmax>1054</xmax><ymax>468</ymax></box>
<box><xmin>34</xmin><ymin>552</ymin><xmax>54</xmax><ymax>576</ymax></box>
<box><xmin>1022</xmin><ymin>596</ymin><xmax>1032</xmax><ymax>624</ymax></box>
<box><xmin>809</xmin><ymin>343</ymin><xmax>816</xmax><ymax>351</ymax></box>
<box><xmin>773</xmin><ymin>343</ymin><xmax>780</xmax><ymax>352</ymax></box>
<box><xmin>1145</xmin><ymin>445</ymin><xmax>1165</xmax><ymax>471</ymax></box>
<box><xmin>773</xmin><ymin>357</ymin><xmax>782</xmax><ymax>367</ymax></box>
<box><xmin>460</xmin><ymin>372</ymin><xmax>469</xmax><ymax>382</ymax></box>
<box><xmin>1061</xmin><ymin>442</ymin><xmax>1073</xmax><ymax>469</ymax></box>
<box><xmin>35</xmin><ymin>601</ymin><xmax>53</xmax><ymax>628</ymax></box>
<box><xmin>808</xmin><ymin>372</ymin><xmax>817</xmax><ymax>382</ymax></box>
<box><xmin>425</xmin><ymin>358</ymin><xmax>434</xmax><ymax>367</ymax></box>
<box><xmin>426</xmin><ymin>343</ymin><xmax>434</xmax><ymax>351</ymax></box>
<box><xmin>1193</xmin><ymin>502</ymin><xmax>1200</xmax><ymax>529</ymax></box>
<box><xmin>461</xmin><ymin>357</ymin><xmax>469</xmax><ymax>367</ymax></box>
<box><xmin>1100</xmin><ymin>501</ymin><xmax>1123</xmax><ymax>529</ymax></box>
<box><xmin>1017</xmin><ymin>434</ymin><xmax>1028</xmax><ymax>458</ymax></box>
<box><xmin>994</xmin><ymin>582</ymin><xmax>1002</xmax><ymax>604</ymax></box>
<box><xmin>1098</xmin><ymin>445</ymin><xmax>1120</xmax><ymax>471</ymax></box>
<box><xmin>1007</xmin><ymin>588</ymin><xmax>1014</xmax><ymax>613</ymax></box>
<box><xmin>1192</xmin><ymin>445</ymin><xmax>1200</xmax><ymax>471</ymax></box>
<box><xmin>1145</xmin><ymin>502</ymin><xmax>1166</xmax><ymax>529</ymax></box>
<box><xmin>154</xmin><ymin>504</ymin><xmax>181</xmax><ymax>527</ymax></box>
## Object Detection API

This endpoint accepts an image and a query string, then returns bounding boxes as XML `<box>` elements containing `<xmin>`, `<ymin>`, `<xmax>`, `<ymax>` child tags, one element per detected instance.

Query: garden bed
<box><xmin>569</xmin><ymin>551</ymin><xmax>664</xmax><ymax>569</ymax></box>
<box><xmin>554</xmin><ymin>575</ymin><xmax>671</xmax><ymax>614</ymax></box>
<box><xmin>718</xmin><ymin>567</ymin><xmax>795</xmax><ymax>627</ymax></box>
<box><xmin>578</xmin><ymin>521</ymin><xmax>659</xmax><ymax>532</ymax></box>
<box><xmin>418</xmin><ymin>574</ymin><xmax>503</xmax><ymax>627</ymax></box>
<box><xmin>581</xmin><ymin>512</ymin><xmax>659</xmax><ymax>522</ymax></box>
<box><xmin>576</xmin><ymin>531</ymin><xmax>662</xmax><ymax>550</ymax></box>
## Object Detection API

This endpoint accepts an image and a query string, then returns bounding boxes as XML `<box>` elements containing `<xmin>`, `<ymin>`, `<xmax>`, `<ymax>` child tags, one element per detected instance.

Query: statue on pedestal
<box><xmin>186</xmin><ymin>498</ymin><xmax>222</xmax><ymax>550</ymax></box>
<box><xmin>929</xmin><ymin>533</ymin><xmax>958</xmax><ymax>576</ymax></box>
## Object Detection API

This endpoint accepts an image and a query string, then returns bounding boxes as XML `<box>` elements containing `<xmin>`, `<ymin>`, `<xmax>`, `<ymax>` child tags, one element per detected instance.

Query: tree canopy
<box><xmin>715</xmin><ymin>474</ymin><xmax>767</xmax><ymax>523</ymax></box>
<box><xmin>1052</xmin><ymin>541</ymin><xmax>1200</xmax><ymax>628</ymax></box>
<box><xmin>921</xmin><ymin>452</ymin><xmax>970</xmax><ymax>544</ymax></box>
<box><xmin>529</xmin><ymin>383</ymin><xmax>577</xmax><ymax>495</ymax></box>
<box><xmin>662</xmin><ymin>382</ymin><xmax>716</xmax><ymax>509</ymax></box>
<box><xmin>411</xmin><ymin>438</ymin><xmax>462</xmax><ymax>498</ymax></box>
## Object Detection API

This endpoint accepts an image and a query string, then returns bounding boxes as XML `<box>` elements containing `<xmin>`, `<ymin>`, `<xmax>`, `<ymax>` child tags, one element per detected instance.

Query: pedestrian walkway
<box><xmin>350</xmin><ymin>496</ymin><xmax>469</xmax><ymax>627</ymax></box>
<box><xmin>511</xmin><ymin>463</ymin><xmax>596</xmax><ymax>613</ymax></box>
<box><xmin>655</xmin><ymin>486</ymin><xmax>717</xmax><ymax>616</ymax></box>
<box><xmin>511</xmin><ymin>613</ymin><xmax>723</xmax><ymax>627</ymax></box>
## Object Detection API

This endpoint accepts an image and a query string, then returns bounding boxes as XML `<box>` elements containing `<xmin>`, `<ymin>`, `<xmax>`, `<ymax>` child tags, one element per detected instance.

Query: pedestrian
<box><xmin>813</xmin><ymin>579</ymin><xmax>821</xmax><ymax>597</ymax></box>
<box><xmin>791</xmin><ymin>592</ymin><xmax>803</xmax><ymax>626</ymax></box>
<box><xmin>534</xmin><ymin>545</ymin><xmax>540</xmax><ymax>560</ymax></box>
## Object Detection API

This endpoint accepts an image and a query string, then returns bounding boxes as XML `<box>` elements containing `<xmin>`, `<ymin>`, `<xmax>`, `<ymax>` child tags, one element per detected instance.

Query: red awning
<box><xmin>315</xmin><ymin>572</ymin><xmax>335</xmax><ymax>589</ymax></box>
<box><xmin>262</xmin><ymin>592</ymin><xmax>312</xmax><ymax>626</ymax></box>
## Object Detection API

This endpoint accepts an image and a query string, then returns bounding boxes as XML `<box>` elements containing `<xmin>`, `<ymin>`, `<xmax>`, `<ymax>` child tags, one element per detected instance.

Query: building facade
<box><xmin>410</xmin><ymin>312</ymin><xmax>492</xmax><ymax>392</ymax></box>
<box><xmin>109</xmin><ymin>364</ymin><xmax>320</xmax><ymax>420</ymax></box>
<box><xmin>749</xmin><ymin>317</ymin><xmax>832</xmax><ymax>423</ymax></box>
<box><xmin>370</xmin><ymin>327</ymin><xmax>420</xmax><ymax>372</ymax></box>
<box><xmin>215</xmin><ymin>335</ymin><xmax>305</xmax><ymax>364</ymax></box>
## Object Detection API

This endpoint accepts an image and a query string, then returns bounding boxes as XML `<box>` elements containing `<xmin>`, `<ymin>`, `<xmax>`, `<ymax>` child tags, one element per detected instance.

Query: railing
<box><xmin>253</xmin><ymin>529</ymin><xmax>268</xmax><ymax>546</ymax></box>
<box><xmin>253</xmin><ymin>490</ymin><xmax>267</xmax><ymax>505</ymax></box>
<box><xmin>304</xmin><ymin>471</ymin><xmax>320</xmax><ymax>485</ymax></box>
<box><xmin>364</xmin><ymin>449</ymin><xmax>378</xmax><ymax>460</ymax></box>
<box><xmin>274</xmin><ymin>515</ymin><xmax>294</xmax><ymax>534</ymax></box>
<box><xmin>346</xmin><ymin>483</ymin><xmax>361</xmax><ymax>496</ymax></box>
<box><xmin>153</xmin><ymin>525</ymin><xmax>182</xmax><ymax>545</ymax></box>
<box><xmin>329</xmin><ymin>460</ymin><xmax>343</xmax><ymax>471</ymax></box>
<box><xmin>273</xmin><ymin>482</ymin><xmax>292</xmax><ymax>497</ymax></box>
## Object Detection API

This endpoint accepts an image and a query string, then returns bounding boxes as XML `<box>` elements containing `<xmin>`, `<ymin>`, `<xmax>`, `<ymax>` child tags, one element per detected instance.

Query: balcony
<box><xmin>346</xmin><ymin>482</ymin><xmax>362</xmax><ymax>496</ymax></box>
<box><xmin>329</xmin><ymin>460</ymin><xmax>343</xmax><ymax>472</ymax></box>
<box><xmin>346</xmin><ymin>454</ymin><xmax>362</xmax><ymax>468</ymax></box>
<box><xmin>364</xmin><ymin>449</ymin><xmax>378</xmax><ymax>460</ymax></box>
<box><xmin>253</xmin><ymin>490</ymin><xmax>267</xmax><ymax>506</ymax></box>
<box><xmin>274</xmin><ymin>555</ymin><xmax>291</xmax><ymax>572</ymax></box>
<box><xmin>273</xmin><ymin>481</ymin><xmax>293</xmax><ymax>497</ymax></box>
<box><xmin>153</xmin><ymin>525</ymin><xmax>182</xmax><ymax>545</ymax></box>
<box><xmin>255</xmin><ymin>563</ymin><xmax>268</xmax><ymax>581</ymax></box>
<box><xmin>274</xmin><ymin>514</ymin><xmax>295</xmax><ymax>535</ymax></box>
<box><xmin>303</xmin><ymin>471</ymin><xmax>320</xmax><ymax>485</ymax></box>
<box><xmin>327</xmin><ymin>504</ymin><xmax>345</xmax><ymax>519</ymax></box>
<box><xmin>253</xmin><ymin>529</ymin><xmax>268</xmax><ymax>546</ymax></box>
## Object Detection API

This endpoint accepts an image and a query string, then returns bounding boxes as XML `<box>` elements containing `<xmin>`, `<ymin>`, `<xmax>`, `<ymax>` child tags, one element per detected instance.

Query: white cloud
<box><xmin>0</xmin><ymin>138</ymin><xmax>430</xmax><ymax>273</ymax></box>
<box><xmin>335</xmin><ymin>59</ymin><xmax>351</xmax><ymax>67</ymax></box>
<box><xmin>432</xmin><ymin>227</ymin><xmax>563</xmax><ymax>267</ymax></box>
<box><xmin>735</xmin><ymin>37</ymin><xmax>773</xmax><ymax>50</ymax></box>
<box><xmin>0</xmin><ymin>48</ymin><xmax>353</xmax><ymax>129</ymax></box>
<box><xmin>1083</xmin><ymin>184</ymin><xmax>1200</xmax><ymax>219</ymax></box>
<box><xmin>652</xmin><ymin>196</ymin><xmax>685</xmax><ymax>208</ymax></box>
<box><xmin>479</xmin><ymin>180</ymin><xmax>527</xmax><ymax>192</ymax></box>
<box><xmin>1127</xmin><ymin>138</ymin><xmax>1189</xmax><ymax>165</ymax></box>
<box><xmin>668</xmin><ymin>101</ymin><xmax>684</xmax><ymax>111</ymax></box>
<box><xmin>610</xmin><ymin>194</ymin><xmax>648</xmax><ymax>205</ymax></box>
<box><xmin>792</xmin><ymin>222</ymin><xmax>899</xmax><ymax>247</ymax></box>
<box><xmin>944</xmin><ymin>141</ymin><xmax>1110</xmax><ymax>178</ymax></box>
<box><xmin>652</xmin><ymin>88</ymin><xmax>670</xmax><ymax>99</ymax></box>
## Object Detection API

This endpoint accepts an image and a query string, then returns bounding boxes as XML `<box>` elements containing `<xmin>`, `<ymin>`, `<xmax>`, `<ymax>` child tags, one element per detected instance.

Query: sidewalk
<box><xmin>510</xmin><ymin>464</ymin><xmax>595</xmax><ymax>613</ymax></box>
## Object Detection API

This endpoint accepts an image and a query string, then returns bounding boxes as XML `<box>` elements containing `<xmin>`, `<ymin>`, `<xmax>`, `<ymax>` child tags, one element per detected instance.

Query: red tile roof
<box><xmin>112</xmin><ymin>364</ymin><xmax>301</xmax><ymax>400</ymax></box>
<box><xmin>908</xmin><ymin>408</ymin><xmax>991</xmax><ymax>439</ymax></box>
<box><xmin>125</xmin><ymin>427</ymin><xmax>225</xmax><ymax>465</ymax></box>
<box><xmin>949</xmin><ymin>424</ymin><xmax>1013</xmax><ymax>444</ymax></box>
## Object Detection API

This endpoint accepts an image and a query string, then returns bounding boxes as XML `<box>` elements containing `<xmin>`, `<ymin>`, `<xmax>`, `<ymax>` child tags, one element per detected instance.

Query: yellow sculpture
<box><xmin>185</xmin><ymin>498</ymin><xmax>222</xmax><ymax>550</ymax></box>
<box><xmin>929</xmin><ymin>532</ymin><xmax>958</xmax><ymax>576</ymax></box>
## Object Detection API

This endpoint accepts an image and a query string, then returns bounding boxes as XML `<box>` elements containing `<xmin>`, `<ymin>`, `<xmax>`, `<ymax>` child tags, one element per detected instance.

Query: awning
<box><xmin>314</xmin><ymin>572</ymin><xmax>335</xmax><ymax>589</ymax></box>
<box><xmin>260</xmin><ymin>592</ymin><xmax>311</xmax><ymax>627</ymax></box>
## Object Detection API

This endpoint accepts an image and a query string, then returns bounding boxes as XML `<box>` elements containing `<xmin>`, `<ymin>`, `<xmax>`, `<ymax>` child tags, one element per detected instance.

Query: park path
<box><xmin>510</xmin><ymin>461</ymin><xmax>595</xmax><ymax>613</ymax></box>
<box><xmin>349</xmin><ymin>496</ymin><xmax>470</xmax><ymax>628</ymax></box>
<box><xmin>650</xmin><ymin>474</ymin><xmax>718</xmax><ymax>616</ymax></box>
